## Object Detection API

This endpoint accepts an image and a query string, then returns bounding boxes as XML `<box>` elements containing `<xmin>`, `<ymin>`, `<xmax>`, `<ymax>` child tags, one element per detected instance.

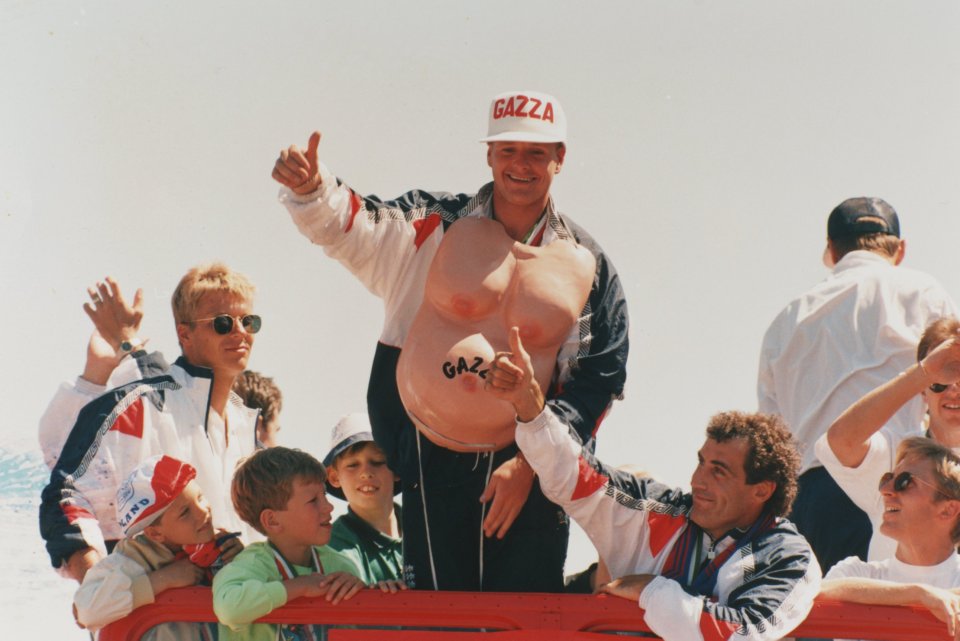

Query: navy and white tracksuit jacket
<box><xmin>517</xmin><ymin>409</ymin><xmax>822</xmax><ymax>641</ymax></box>
<box><xmin>280</xmin><ymin>163</ymin><xmax>629</xmax><ymax>478</ymax></box>
<box><xmin>39</xmin><ymin>352</ymin><xmax>260</xmax><ymax>569</ymax></box>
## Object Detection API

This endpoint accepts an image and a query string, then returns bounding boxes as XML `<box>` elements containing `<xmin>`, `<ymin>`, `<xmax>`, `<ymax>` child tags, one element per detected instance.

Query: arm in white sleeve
<box><xmin>515</xmin><ymin>408</ymin><xmax>689</xmax><ymax>580</ymax></box>
<box><xmin>640</xmin><ymin>535</ymin><xmax>821</xmax><ymax>641</ymax></box>
<box><xmin>73</xmin><ymin>554</ymin><xmax>154</xmax><ymax>630</ymax></box>
<box><xmin>279</xmin><ymin>165</ymin><xmax>471</xmax><ymax>304</ymax></box>
<box><xmin>815</xmin><ymin>431</ymin><xmax>892</xmax><ymax>515</ymax></box>
<box><xmin>38</xmin><ymin>378</ymin><xmax>107</xmax><ymax>469</ymax></box>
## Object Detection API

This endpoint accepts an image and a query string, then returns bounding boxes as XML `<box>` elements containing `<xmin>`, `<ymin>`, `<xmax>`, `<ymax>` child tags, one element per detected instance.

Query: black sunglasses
<box><xmin>929</xmin><ymin>382</ymin><xmax>951</xmax><ymax>393</ymax></box>
<box><xmin>878</xmin><ymin>470</ymin><xmax>953</xmax><ymax>499</ymax></box>
<box><xmin>191</xmin><ymin>314</ymin><xmax>262</xmax><ymax>335</ymax></box>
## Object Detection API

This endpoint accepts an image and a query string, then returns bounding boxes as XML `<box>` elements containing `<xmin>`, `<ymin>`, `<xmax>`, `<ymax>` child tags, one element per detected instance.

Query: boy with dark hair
<box><xmin>74</xmin><ymin>455</ymin><xmax>242</xmax><ymax>640</ymax></box>
<box><xmin>322</xmin><ymin>413</ymin><xmax>404</xmax><ymax>584</ymax></box>
<box><xmin>213</xmin><ymin>447</ymin><xmax>404</xmax><ymax>641</ymax></box>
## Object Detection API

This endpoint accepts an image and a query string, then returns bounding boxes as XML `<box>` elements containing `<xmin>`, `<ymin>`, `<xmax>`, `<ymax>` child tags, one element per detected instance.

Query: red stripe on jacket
<box><xmin>699</xmin><ymin>611</ymin><xmax>740</xmax><ymax>641</ymax></box>
<box><xmin>109</xmin><ymin>398</ymin><xmax>145</xmax><ymax>439</ymax></box>
<box><xmin>571</xmin><ymin>456</ymin><xmax>608</xmax><ymax>500</ymax></box>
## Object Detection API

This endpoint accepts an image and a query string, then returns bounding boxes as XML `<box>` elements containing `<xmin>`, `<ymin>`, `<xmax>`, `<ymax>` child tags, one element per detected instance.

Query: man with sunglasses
<box><xmin>816</xmin><ymin>319</ymin><xmax>960</xmax><ymax>561</ymax></box>
<box><xmin>39</xmin><ymin>263</ymin><xmax>264</xmax><ymax>582</ymax></box>
<box><xmin>758</xmin><ymin>197</ymin><xmax>956</xmax><ymax>573</ymax></box>
<box><xmin>485</xmin><ymin>330</ymin><xmax>820</xmax><ymax>641</ymax></box>
<box><xmin>820</xmin><ymin>438</ymin><xmax>960</xmax><ymax>640</ymax></box>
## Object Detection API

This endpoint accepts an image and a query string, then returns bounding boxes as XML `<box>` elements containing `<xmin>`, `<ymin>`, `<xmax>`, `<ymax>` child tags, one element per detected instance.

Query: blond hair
<box><xmin>171</xmin><ymin>262</ymin><xmax>256</xmax><ymax>325</ymax></box>
<box><xmin>896</xmin><ymin>437</ymin><xmax>960</xmax><ymax>542</ymax></box>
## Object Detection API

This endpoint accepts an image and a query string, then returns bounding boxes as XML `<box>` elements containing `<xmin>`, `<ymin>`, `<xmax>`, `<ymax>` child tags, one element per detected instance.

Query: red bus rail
<box><xmin>98</xmin><ymin>587</ymin><xmax>953</xmax><ymax>641</ymax></box>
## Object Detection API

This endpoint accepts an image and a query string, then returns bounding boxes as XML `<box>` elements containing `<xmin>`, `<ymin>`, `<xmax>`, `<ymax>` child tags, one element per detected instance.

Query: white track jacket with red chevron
<box><xmin>516</xmin><ymin>409</ymin><xmax>822</xmax><ymax>641</ymax></box>
<box><xmin>279</xmin><ymin>164</ymin><xmax>628</xmax><ymax>476</ymax></box>
<box><xmin>39</xmin><ymin>352</ymin><xmax>260</xmax><ymax>569</ymax></box>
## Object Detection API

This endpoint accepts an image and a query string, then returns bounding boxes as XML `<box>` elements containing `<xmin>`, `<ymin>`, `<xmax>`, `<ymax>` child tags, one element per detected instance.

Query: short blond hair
<box><xmin>171</xmin><ymin>262</ymin><xmax>256</xmax><ymax>325</ymax></box>
<box><xmin>231</xmin><ymin>447</ymin><xmax>326</xmax><ymax>535</ymax></box>
<box><xmin>896</xmin><ymin>437</ymin><xmax>960</xmax><ymax>542</ymax></box>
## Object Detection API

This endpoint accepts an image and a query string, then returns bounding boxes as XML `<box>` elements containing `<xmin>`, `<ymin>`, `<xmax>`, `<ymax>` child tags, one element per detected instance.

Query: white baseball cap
<box><xmin>116</xmin><ymin>455</ymin><xmax>197</xmax><ymax>537</ymax></box>
<box><xmin>322</xmin><ymin>412</ymin><xmax>400</xmax><ymax>500</ymax></box>
<box><xmin>322</xmin><ymin>412</ymin><xmax>375</xmax><ymax>468</ymax></box>
<box><xmin>480</xmin><ymin>90</ymin><xmax>567</xmax><ymax>144</ymax></box>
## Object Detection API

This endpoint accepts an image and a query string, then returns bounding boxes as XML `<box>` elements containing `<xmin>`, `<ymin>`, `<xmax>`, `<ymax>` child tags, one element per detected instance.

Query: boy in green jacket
<box><xmin>323</xmin><ymin>413</ymin><xmax>405</xmax><ymax>585</ymax></box>
<box><xmin>213</xmin><ymin>447</ymin><xmax>404</xmax><ymax>641</ymax></box>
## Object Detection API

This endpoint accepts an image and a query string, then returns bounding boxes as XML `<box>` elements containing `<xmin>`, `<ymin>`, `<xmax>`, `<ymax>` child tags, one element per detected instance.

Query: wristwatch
<box><xmin>119</xmin><ymin>337</ymin><xmax>145</xmax><ymax>356</ymax></box>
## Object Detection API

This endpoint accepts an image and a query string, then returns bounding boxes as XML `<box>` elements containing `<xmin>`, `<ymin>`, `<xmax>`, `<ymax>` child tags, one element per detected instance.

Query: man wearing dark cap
<box><xmin>757</xmin><ymin>197</ymin><xmax>956</xmax><ymax>572</ymax></box>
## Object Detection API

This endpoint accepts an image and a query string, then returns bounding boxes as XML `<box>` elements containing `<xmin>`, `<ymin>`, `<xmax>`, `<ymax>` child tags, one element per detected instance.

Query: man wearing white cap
<box><xmin>271</xmin><ymin>91</ymin><xmax>629</xmax><ymax>591</ymax></box>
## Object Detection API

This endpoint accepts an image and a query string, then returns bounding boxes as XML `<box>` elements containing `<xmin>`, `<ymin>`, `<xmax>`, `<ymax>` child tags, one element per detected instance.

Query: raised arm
<box><xmin>39</xmin><ymin>278</ymin><xmax>145</xmax><ymax>469</ymax></box>
<box><xmin>272</xmin><ymin>130</ymin><xmax>473</xmax><ymax>304</ymax></box>
<box><xmin>826</xmin><ymin>334</ymin><xmax>960</xmax><ymax>467</ymax></box>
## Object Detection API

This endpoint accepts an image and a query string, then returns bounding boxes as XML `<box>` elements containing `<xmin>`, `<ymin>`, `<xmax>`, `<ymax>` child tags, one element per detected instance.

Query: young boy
<box><xmin>214</xmin><ymin>447</ymin><xmax>404</xmax><ymax>641</ymax></box>
<box><xmin>323</xmin><ymin>413</ymin><xmax>404</xmax><ymax>584</ymax></box>
<box><xmin>74</xmin><ymin>455</ymin><xmax>243</xmax><ymax>641</ymax></box>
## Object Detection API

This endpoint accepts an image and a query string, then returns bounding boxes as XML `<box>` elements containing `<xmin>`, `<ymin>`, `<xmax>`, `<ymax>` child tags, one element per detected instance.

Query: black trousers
<box><xmin>401</xmin><ymin>436</ymin><xmax>569</xmax><ymax>592</ymax></box>
<box><xmin>790</xmin><ymin>465</ymin><xmax>871</xmax><ymax>573</ymax></box>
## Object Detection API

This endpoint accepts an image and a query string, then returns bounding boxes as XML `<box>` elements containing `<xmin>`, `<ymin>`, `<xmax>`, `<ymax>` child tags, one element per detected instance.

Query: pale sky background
<box><xmin>3</xmin><ymin>1</ymin><xmax>960</xmax><ymax>637</ymax></box>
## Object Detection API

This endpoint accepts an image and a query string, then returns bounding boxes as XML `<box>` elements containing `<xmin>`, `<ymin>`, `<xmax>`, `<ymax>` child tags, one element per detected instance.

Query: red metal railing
<box><xmin>99</xmin><ymin>587</ymin><xmax>953</xmax><ymax>641</ymax></box>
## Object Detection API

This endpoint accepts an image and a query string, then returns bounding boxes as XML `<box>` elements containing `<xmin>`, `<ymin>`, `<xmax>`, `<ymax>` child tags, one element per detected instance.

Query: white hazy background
<box><xmin>3</xmin><ymin>1</ymin><xmax>960</xmax><ymax>637</ymax></box>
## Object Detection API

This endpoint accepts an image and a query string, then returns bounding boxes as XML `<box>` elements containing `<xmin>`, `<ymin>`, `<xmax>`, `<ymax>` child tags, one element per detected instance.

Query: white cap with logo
<box><xmin>116</xmin><ymin>455</ymin><xmax>197</xmax><ymax>538</ymax></box>
<box><xmin>480</xmin><ymin>90</ymin><xmax>567</xmax><ymax>144</ymax></box>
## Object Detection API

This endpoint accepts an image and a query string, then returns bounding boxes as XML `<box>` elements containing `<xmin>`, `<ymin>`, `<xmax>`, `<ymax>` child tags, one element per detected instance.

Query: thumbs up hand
<box><xmin>485</xmin><ymin>327</ymin><xmax>545</xmax><ymax>422</ymax></box>
<box><xmin>272</xmin><ymin>131</ymin><xmax>323</xmax><ymax>195</ymax></box>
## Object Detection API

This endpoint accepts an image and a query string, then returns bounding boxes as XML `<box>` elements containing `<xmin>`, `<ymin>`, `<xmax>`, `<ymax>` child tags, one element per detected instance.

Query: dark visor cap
<box><xmin>827</xmin><ymin>197</ymin><xmax>900</xmax><ymax>240</ymax></box>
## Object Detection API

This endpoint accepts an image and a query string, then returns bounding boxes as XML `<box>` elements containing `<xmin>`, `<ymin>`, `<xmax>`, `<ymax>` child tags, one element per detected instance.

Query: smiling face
<box><xmin>879</xmin><ymin>455</ymin><xmax>952</xmax><ymax>546</ymax></box>
<box><xmin>177</xmin><ymin>291</ymin><xmax>255</xmax><ymax>379</ymax></box>
<box><xmin>144</xmin><ymin>480</ymin><xmax>215</xmax><ymax>549</ymax></box>
<box><xmin>923</xmin><ymin>382</ymin><xmax>960</xmax><ymax>435</ymax></box>
<box><xmin>689</xmin><ymin>437</ymin><xmax>773</xmax><ymax>540</ymax></box>
<box><xmin>328</xmin><ymin>442</ymin><xmax>396</xmax><ymax>517</ymax></box>
<box><xmin>486</xmin><ymin>141</ymin><xmax>565</xmax><ymax>219</ymax></box>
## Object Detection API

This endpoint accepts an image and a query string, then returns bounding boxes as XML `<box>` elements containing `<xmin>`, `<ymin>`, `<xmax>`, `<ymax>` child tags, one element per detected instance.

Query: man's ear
<box><xmin>486</xmin><ymin>143</ymin><xmax>493</xmax><ymax>169</ymax></box>
<box><xmin>555</xmin><ymin>143</ymin><xmax>566</xmax><ymax>173</ymax></box>
<box><xmin>939</xmin><ymin>499</ymin><xmax>960</xmax><ymax>521</ymax></box>
<box><xmin>751</xmin><ymin>480</ymin><xmax>776</xmax><ymax>505</ymax></box>
<box><xmin>822</xmin><ymin>241</ymin><xmax>837</xmax><ymax>268</ymax></box>
<box><xmin>175</xmin><ymin>322</ymin><xmax>192</xmax><ymax>351</ymax></box>
<box><xmin>327</xmin><ymin>466</ymin><xmax>342</xmax><ymax>489</ymax></box>
<box><xmin>894</xmin><ymin>239</ymin><xmax>906</xmax><ymax>266</ymax></box>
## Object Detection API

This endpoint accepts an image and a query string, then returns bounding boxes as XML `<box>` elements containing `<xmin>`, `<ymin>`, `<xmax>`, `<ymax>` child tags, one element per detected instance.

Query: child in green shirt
<box><xmin>213</xmin><ymin>447</ymin><xmax>404</xmax><ymax>641</ymax></box>
<box><xmin>323</xmin><ymin>413</ymin><xmax>404</xmax><ymax>584</ymax></box>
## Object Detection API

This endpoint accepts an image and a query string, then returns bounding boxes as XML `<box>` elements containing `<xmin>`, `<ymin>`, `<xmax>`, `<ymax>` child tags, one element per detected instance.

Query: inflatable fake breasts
<box><xmin>397</xmin><ymin>217</ymin><xmax>596</xmax><ymax>451</ymax></box>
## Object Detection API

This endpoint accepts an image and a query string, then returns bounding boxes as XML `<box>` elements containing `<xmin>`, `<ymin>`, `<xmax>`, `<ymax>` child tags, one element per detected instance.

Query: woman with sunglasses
<box><xmin>815</xmin><ymin>317</ymin><xmax>960</xmax><ymax>561</ymax></box>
